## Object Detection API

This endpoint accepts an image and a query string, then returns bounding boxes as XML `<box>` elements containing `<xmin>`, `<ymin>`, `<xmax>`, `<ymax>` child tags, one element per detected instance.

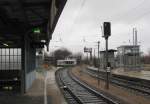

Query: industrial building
<box><xmin>117</xmin><ymin>45</ymin><xmax>141</xmax><ymax>70</ymax></box>
<box><xmin>0</xmin><ymin>0</ymin><xmax>67</xmax><ymax>93</ymax></box>
<box><xmin>100</xmin><ymin>49</ymin><xmax>116</xmax><ymax>69</ymax></box>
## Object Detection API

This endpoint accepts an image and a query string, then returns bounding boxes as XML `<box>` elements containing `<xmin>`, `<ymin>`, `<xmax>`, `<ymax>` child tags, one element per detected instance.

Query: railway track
<box><xmin>56</xmin><ymin>68</ymin><xmax>118</xmax><ymax>104</ymax></box>
<box><xmin>85</xmin><ymin>68</ymin><xmax>150</xmax><ymax>96</ymax></box>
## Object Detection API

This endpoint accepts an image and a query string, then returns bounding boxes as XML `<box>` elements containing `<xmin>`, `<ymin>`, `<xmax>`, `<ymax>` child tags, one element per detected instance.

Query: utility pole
<box><xmin>135</xmin><ymin>28</ymin><xmax>137</xmax><ymax>69</ymax></box>
<box><xmin>97</xmin><ymin>41</ymin><xmax>100</xmax><ymax>86</ymax></box>
<box><xmin>133</xmin><ymin>28</ymin><xmax>138</xmax><ymax>69</ymax></box>
<box><xmin>133</xmin><ymin>28</ymin><xmax>135</xmax><ymax>69</ymax></box>
<box><xmin>93</xmin><ymin>48</ymin><xmax>96</xmax><ymax>67</ymax></box>
<box><xmin>90</xmin><ymin>48</ymin><xmax>92</xmax><ymax>65</ymax></box>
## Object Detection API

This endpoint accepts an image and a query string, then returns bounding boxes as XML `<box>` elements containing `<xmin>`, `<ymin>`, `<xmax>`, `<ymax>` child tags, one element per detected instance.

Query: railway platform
<box><xmin>112</xmin><ymin>68</ymin><xmax>150</xmax><ymax>81</ymax></box>
<box><xmin>0</xmin><ymin>67</ymin><xmax>67</xmax><ymax>104</ymax></box>
<box><xmin>87</xmin><ymin>66</ymin><xmax>150</xmax><ymax>81</ymax></box>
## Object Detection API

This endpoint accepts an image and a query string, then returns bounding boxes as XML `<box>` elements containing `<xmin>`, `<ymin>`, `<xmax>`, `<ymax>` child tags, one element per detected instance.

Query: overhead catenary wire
<box><xmin>67</xmin><ymin>0</ymin><xmax>87</xmax><ymax>35</ymax></box>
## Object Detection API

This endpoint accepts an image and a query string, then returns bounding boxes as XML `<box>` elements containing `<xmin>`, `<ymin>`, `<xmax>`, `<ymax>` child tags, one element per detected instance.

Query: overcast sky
<box><xmin>49</xmin><ymin>0</ymin><xmax>150</xmax><ymax>55</ymax></box>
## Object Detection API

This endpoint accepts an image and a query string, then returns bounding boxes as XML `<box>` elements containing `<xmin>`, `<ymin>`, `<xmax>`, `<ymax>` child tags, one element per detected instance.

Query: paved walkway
<box><xmin>0</xmin><ymin>75</ymin><xmax>44</xmax><ymax>104</ymax></box>
<box><xmin>46</xmin><ymin>68</ymin><xmax>67</xmax><ymax>104</ymax></box>
<box><xmin>0</xmin><ymin>68</ymin><xmax>67</xmax><ymax>104</ymax></box>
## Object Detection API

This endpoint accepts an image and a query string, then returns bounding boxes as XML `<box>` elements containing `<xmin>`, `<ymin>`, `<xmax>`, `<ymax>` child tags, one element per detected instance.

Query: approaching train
<box><xmin>57</xmin><ymin>59</ymin><xmax>77</xmax><ymax>67</ymax></box>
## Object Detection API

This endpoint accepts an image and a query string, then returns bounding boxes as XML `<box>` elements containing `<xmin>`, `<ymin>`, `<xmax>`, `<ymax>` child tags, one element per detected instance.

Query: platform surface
<box><xmin>113</xmin><ymin>68</ymin><xmax>150</xmax><ymax>80</ymax></box>
<box><xmin>0</xmin><ymin>68</ymin><xmax>67</xmax><ymax>104</ymax></box>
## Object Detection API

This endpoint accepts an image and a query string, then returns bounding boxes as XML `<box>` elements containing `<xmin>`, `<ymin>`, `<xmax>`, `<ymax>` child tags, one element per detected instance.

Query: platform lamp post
<box><xmin>97</xmin><ymin>41</ymin><xmax>100</xmax><ymax>86</ymax></box>
<box><xmin>102</xmin><ymin>22</ymin><xmax>111</xmax><ymax>89</ymax></box>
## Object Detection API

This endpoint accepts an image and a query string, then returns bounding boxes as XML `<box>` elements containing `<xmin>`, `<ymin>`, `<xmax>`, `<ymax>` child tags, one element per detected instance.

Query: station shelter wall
<box><xmin>0</xmin><ymin>48</ymin><xmax>22</xmax><ymax>91</ymax></box>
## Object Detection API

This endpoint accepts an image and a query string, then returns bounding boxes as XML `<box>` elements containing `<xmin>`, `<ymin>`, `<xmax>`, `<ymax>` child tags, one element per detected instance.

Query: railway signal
<box><xmin>102</xmin><ymin>22</ymin><xmax>111</xmax><ymax>89</ymax></box>
<box><xmin>103</xmin><ymin>22</ymin><xmax>111</xmax><ymax>37</ymax></box>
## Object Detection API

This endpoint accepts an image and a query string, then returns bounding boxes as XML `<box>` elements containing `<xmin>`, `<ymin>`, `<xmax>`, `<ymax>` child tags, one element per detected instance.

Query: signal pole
<box><xmin>102</xmin><ymin>22</ymin><xmax>111</xmax><ymax>90</ymax></box>
<box><xmin>105</xmin><ymin>37</ymin><xmax>109</xmax><ymax>89</ymax></box>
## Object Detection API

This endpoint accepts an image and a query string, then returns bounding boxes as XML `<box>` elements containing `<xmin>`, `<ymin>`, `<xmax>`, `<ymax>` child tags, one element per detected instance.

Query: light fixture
<box><xmin>41</xmin><ymin>40</ymin><xmax>46</xmax><ymax>43</ymax></box>
<box><xmin>3</xmin><ymin>43</ymin><xmax>9</xmax><ymax>46</ymax></box>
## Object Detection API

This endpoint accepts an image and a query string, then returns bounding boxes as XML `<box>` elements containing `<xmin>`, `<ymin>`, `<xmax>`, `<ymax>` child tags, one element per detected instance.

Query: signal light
<box><xmin>103</xmin><ymin>22</ymin><xmax>111</xmax><ymax>38</ymax></box>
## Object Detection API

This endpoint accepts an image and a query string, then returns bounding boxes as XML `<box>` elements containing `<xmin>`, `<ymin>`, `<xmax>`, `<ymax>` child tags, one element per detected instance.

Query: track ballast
<box><xmin>56</xmin><ymin>68</ymin><xmax>118</xmax><ymax>104</ymax></box>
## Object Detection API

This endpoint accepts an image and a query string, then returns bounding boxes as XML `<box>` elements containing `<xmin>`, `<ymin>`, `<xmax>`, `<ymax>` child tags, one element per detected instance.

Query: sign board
<box><xmin>106</xmin><ymin>67</ymin><xmax>111</xmax><ymax>72</ymax></box>
<box><xmin>84</xmin><ymin>47</ymin><xmax>92</xmax><ymax>53</ymax></box>
<box><xmin>33</xmin><ymin>27</ymin><xmax>41</xmax><ymax>34</ymax></box>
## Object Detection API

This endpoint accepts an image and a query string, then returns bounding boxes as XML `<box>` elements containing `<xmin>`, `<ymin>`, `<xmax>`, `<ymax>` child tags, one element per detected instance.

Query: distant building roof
<box><xmin>117</xmin><ymin>45</ymin><xmax>140</xmax><ymax>48</ymax></box>
<box><xmin>0</xmin><ymin>0</ymin><xmax>67</xmax><ymax>49</ymax></box>
<box><xmin>100</xmin><ymin>49</ymin><xmax>117</xmax><ymax>53</ymax></box>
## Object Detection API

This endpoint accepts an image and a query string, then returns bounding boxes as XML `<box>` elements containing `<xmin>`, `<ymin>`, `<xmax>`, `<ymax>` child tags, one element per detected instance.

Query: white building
<box><xmin>117</xmin><ymin>45</ymin><xmax>141</xmax><ymax>70</ymax></box>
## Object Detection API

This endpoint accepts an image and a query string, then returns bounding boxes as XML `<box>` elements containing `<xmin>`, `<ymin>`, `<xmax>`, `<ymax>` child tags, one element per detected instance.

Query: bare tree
<box><xmin>148</xmin><ymin>48</ymin><xmax>150</xmax><ymax>56</ymax></box>
<box><xmin>53</xmin><ymin>48</ymin><xmax>72</xmax><ymax>60</ymax></box>
<box><xmin>141</xmin><ymin>48</ymin><xmax>150</xmax><ymax>64</ymax></box>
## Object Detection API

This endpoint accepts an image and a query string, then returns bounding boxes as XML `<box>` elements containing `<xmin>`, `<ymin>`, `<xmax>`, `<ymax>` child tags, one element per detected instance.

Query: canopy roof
<box><xmin>0</xmin><ymin>0</ymin><xmax>67</xmax><ymax>48</ymax></box>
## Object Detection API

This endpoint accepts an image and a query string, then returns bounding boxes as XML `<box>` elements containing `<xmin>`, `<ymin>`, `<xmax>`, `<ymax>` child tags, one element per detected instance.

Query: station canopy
<box><xmin>0</xmin><ymin>0</ymin><xmax>66</xmax><ymax>48</ymax></box>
